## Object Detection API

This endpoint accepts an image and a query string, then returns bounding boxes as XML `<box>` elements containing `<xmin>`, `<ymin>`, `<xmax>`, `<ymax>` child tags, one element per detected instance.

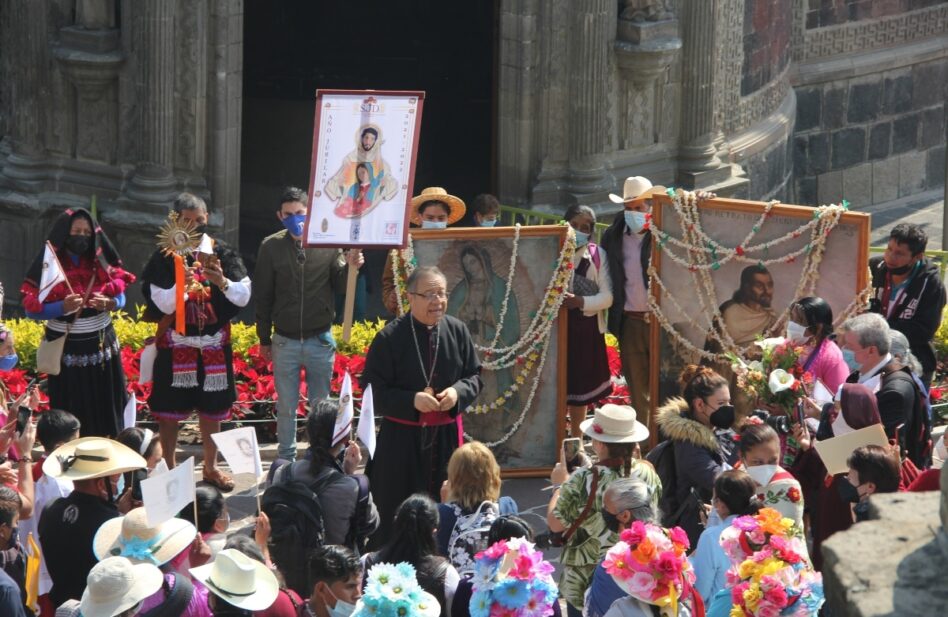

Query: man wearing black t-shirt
<box><xmin>38</xmin><ymin>438</ymin><xmax>145</xmax><ymax>606</ymax></box>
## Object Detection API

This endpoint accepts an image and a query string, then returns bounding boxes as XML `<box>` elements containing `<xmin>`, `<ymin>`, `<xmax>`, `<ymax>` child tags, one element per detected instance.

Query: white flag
<box><xmin>38</xmin><ymin>242</ymin><xmax>68</xmax><ymax>303</ymax></box>
<box><xmin>332</xmin><ymin>372</ymin><xmax>354</xmax><ymax>447</ymax></box>
<box><xmin>122</xmin><ymin>392</ymin><xmax>136</xmax><ymax>432</ymax></box>
<box><xmin>211</xmin><ymin>427</ymin><xmax>263</xmax><ymax>477</ymax></box>
<box><xmin>357</xmin><ymin>384</ymin><xmax>377</xmax><ymax>459</ymax></box>
<box><xmin>141</xmin><ymin>457</ymin><xmax>195</xmax><ymax>527</ymax></box>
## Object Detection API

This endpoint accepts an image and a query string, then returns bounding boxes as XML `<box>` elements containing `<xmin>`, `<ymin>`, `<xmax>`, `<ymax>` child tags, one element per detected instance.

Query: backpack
<box><xmin>261</xmin><ymin>461</ymin><xmax>344</xmax><ymax>596</ymax></box>
<box><xmin>884</xmin><ymin>368</ymin><xmax>932</xmax><ymax>469</ymax></box>
<box><xmin>445</xmin><ymin>501</ymin><xmax>499</xmax><ymax>576</ymax></box>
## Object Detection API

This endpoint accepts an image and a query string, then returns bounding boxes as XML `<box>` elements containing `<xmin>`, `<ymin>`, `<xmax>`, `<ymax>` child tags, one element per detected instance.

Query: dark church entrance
<box><xmin>240</xmin><ymin>0</ymin><xmax>497</xmax><ymax>318</ymax></box>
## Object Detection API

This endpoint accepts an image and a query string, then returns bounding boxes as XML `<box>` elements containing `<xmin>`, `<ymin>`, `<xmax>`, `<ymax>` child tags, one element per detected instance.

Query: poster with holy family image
<box><xmin>648</xmin><ymin>194</ymin><xmax>871</xmax><ymax>422</ymax></box>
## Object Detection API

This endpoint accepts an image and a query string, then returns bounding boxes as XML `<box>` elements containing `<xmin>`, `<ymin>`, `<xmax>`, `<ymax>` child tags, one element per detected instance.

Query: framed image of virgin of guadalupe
<box><xmin>304</xmin><ymin>90</ymin><xmax>424</xmax><ymax>249</ymax></box>
<box><xmin>404</xmin><ymin>225</ymin><xmax>571</xmax><ymax>476</ymax></box>
<box><xmin>648</xmin><ymin>192</ymin><xmax>871</xmax><ymax>427</ymax></box>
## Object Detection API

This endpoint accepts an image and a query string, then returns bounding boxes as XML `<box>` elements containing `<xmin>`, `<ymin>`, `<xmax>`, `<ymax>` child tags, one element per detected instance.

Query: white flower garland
<box><xmin>648</xmin><ymin>189</ymin><xmax>861</xmax><ymax>365</ymax></box>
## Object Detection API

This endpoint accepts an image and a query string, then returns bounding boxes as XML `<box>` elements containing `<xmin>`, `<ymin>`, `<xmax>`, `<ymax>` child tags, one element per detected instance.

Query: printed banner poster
<box><xmin>304</xmin><ymin>90</ymin><xmax>424</xmax><ymax>248</ymax></box>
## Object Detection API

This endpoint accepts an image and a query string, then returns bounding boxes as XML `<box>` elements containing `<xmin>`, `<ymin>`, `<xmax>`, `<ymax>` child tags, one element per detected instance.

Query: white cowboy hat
<box><xmin>79</xmin><ymin>556</ymin><xmax>163</xmax><ymax>617</ymax></box>
<box><xmin>608</xmin><ymin>176</ymin><xmax>667</xmax><ymax>204</ymax></box>
<box><xmin>190</xmin><ymin>548</ymin><xmax>280</xmax><ymax>612</ymax></box>
<box><xmin>410</xmin><ymin>187</ymin><xmax>467</xmax><ymax>225</ymax></box>
<box><xmin>94</xmin><ymin>507</ymin><xmax>197</xmax><ymax>567</ymax></box>
<box><xmin>43</xmin><ymin>437</ymin><xmax>147</xmax><ymax>481</ymax></box>
<box><xmin>580</xmin><ymin>404</ymin><xmax>650</xmax><ymax>443</ymax></box>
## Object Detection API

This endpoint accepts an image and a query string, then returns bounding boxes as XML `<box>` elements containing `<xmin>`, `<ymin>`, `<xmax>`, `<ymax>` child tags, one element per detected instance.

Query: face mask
<box><xmin>573</xmin><ymin>230</ymin><xmax>590</xmax><ymax>247</ymax></box>
<box><xmin>786</xmin><ymin>320</ymin><xmax>808</xmax><ymax>342</ymax></box>
<box><xmin>479</xmin><ymin>219</ymin><xmax>497</xmax><ymax>228</ymax></box>
<box><xmin>326</xmin><ymin>590</ymin><xmax>357</xmax><ymax>617</ymax></box>
<box><xmin>888</xmin><ymin>262</ymin><xmax>914</xmax><ymax>276</ymax></box>
<box><xmin>744</xmin><ymin>464</ymin><xmax>779</xmax><ymax>487</ymax></box>
<box><xmin>194</xmin><ymin>224</ymin><xmax>208</xmax><ymax>235</ymax></box>
<box><xmin>709</xmin><ymin>404</ymin><xmax>736</xmax><ymax>429</ymax></box>
<box><xmin>65</xmin><ymin>234</ymin><xmax>91</xmax><ymax>255</ymax></box>
<box><xmin>837</xmin><ymin>478</ymin><xmax>863</xmax><ymax>504</ymax></box>
<box><xmin>421</xmin><ymin>220</ymin><xmax>447</xmax><ymax>230</ymax></box>
<box><xmin>624</xmin><ymin>211</ymin><xmax>647</xmax><ymax>234</ymax></box>
<box><xmin>282</xmin><ymin>214</ymin><xmax>306</xmax><ymax>237</ymax></box>
<box><xmin>601</xmin><ymin>510</ymin><xmax>621</xmax><ymax>534</ymax></box>
<box><xmin>841</xmin><ymin>348</ymin><xmax>861</xmax><ymax>372</ymax></box>
<box><xmin>831</xmin><ymin>409</ymin><xmax>856</xmax><ymax>437</ymax></box>
<box><xmin>0</xmin><ymin>353</ymin><xmax>18</xmax><ymax>371</ymax></box>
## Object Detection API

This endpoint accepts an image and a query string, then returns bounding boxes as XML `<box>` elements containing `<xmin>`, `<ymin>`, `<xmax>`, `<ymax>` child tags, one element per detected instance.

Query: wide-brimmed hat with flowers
<box><xmin>353</xmin><ymin>562</ymin><xmax>440</xmax><ymax>617</ymax></box>
<box><xmin>720</xmin><ymin>508</ymin><xmax>824</xmax><ymax>617</ymax></box>
<box><xmin>603</xmin><ymin>521</ymin><xmax>696</xmax><ymax>614</ymax></box>
<box><xmin>580</xmin><ymin>404</ymin><xmax>650</xmax><ymax>443</ymax></box>
<box><xmin>468</xmin><ymin>537</ymin><xmax>558</xmax><ymax>617</ymax></box>
<box><xmin>94</xmin><ymin>507</ymin><xmax>197</xmax><ymax>567</ymax></box>
<box><xmin>410</xmin><ymin>187</ymin><xmax>466</xmax><ymax>225</ymax></box>
<box><xmin>43</xmin><ymin>437</ymin><xmax>147</xmax><ymax>481</ymax></box>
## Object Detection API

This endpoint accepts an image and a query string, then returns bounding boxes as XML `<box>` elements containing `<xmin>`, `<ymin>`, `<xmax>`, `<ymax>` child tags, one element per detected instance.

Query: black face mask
<box><xmin>194</xmin><ymin>224</ymin><xmax>208</xmax><ymax>235</ymax></box>
<box><xmin>887</xmin><ymin>261</ymin><xmax>915</xmax><ymax>276</ymax></box>
<box><xmin>601</xmin><ymin>510</ymin><xmax>621</xmax><ymax>534</ymax></box>
<box><xmin>709</xmin><ymin>404</ymin><xmax>736</xmax><ymax>429</ymax></box>
<box><xmin>65</xmin><ymin>234</ymin><xmax>91</xmax><ymax>255</ymax></box>
<box><xmin>837</xmin><ymin>478</ymin><xmax>862</xmax><ymax>504</ymax></box>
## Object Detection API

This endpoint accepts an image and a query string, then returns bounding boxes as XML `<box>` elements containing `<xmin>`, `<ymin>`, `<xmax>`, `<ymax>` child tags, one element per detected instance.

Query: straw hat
<box><xmin>608</xmin><ymin>176</ymin><xmax>667</xmax><ymax>204</ymax></box>
<box><xmin>190</xmin><ymin>548</ymin><xmax>280</xmax><ymax>612</ymax></box>
<box><xmin>94</xmin><ymin>507</ymin><xmax>197</xmax><ymax>567</ymax></box>
<box><xmin>43</xmin><ymin>437</ymin><xmax>147</xmax><ymax>481</ymax></box>
<box><xmin>580</xmin><ymin>404</ymin><xmax>650</xmax><ymax>443</ymax></box>
<box><xmin>79</xmin><ymin>557</ymin><xmax>163</xmax><ymax>617</ymax></box>
<box><xmin>409</xmin><ymin>187</ymin><xmax>466</xmax><ymax>225</ymax></box>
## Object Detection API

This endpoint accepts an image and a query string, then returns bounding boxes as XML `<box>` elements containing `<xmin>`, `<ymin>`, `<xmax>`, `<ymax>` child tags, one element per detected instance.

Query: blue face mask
<box><xmin>0</xmin><ymin>353</ymin><xmax>17</xmax><ymax>371</ymax></box>
<box><xmin>842</xmin><ymin>348</ymin><xmax>861</xmax><ymax>372</ymax></box>
<box><xmin>624</xmin><ymin>211</ymin><xmax>647</xmax><ymax>234</ymax></box>
<box><xmin>479</xmin><ymin>219</ymin><xmax>497</xmax><ymax>228</ymax></box>
<box><xmin>573</xmin><ymin>230</ymin><xmax>590</xmax><ymax>247</ymax></box>
<box><xmin>282</xmin><ymin>214</ymin><xmax>307</xmax><ymax>237</ymax></box>
<box><xmin>421</xmin><ymin>220</ymin><xmax>447</xmax><ymax>230</ymax></box>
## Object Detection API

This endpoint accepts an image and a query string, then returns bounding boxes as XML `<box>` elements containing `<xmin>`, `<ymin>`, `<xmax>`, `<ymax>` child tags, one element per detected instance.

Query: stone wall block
<box><xmin>796</xmin><ymin>176</ymin><xmax>817</xmax><ymax>204</ymax></box>
<box><xmin>927</xmin><ymin>145</ymin><xmax>946</xmax><ymax>190</ymax></box>
<box><xmin>881</xmin><ymin>70</ymin><xmax>913</xmax><ymax>116</ymax></box>
<box><xmin>831</xmin><ymin>127</ymin><xmax>866</xmax><ymax>169</ymax></box>
<box><xmin>867</xmin><ymin>122</ymin><xmax>891</xmax><ymax>161</ymax></box>
<box><xmin>823</xmin><ymin>86</ymin><xmax>847</xmax><ymax>129</ymax></box>
<box><xmin>898</xmin><ymin>150</ymin><xmax>927</xmax><ymax>197</ymax></box>
<box><xmin>817</xmin><ymin>169</ymin><xmax>842</xmax><ymax>205</ymax></box>
<box><xmin>891</xmin><ymin>113</ymin><xmax>919</xmax><ymax>154</ymax></box>
<box><xmin>809</xmin><ymin>133</ymin><xmax>830</xmax><ymax>175</ymax></box>
<box><xmin>795</xmin><ymin>86</ymin><xmax>821</xmax><ymax>130</ymax></box>
<box><xmin>847</xmin><ymin>80</ymin><xmax>882</xmax><ymax>123</ymax></box>
<box><xmin>918</xmin><ymin>106</ymin><xmax>945</xmax><ymax>150</ymax></box>
<box><xmin>872</xmin><ymin>157</ymin><xmax>900</xmax><ymax>203</ymax></box>
<box><xmin>911</xmin><ymin>60</ymin><xmax>948</xmax><ymax>109</ymax></box>
<box><xmin>841</xmin><ymin>161</ymin><xmax>872</xmax><ymax>209</ymax></box>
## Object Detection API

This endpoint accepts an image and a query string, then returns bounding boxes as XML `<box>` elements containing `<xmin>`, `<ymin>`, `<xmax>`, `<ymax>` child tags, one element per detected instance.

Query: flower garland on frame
<box><xmin>648</xmin><ymin>189</ymin><xmax>866</xmax><ymax>366</ymax></box>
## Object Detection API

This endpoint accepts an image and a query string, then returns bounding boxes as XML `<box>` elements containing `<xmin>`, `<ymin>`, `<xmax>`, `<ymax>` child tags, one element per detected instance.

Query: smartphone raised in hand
<box><xmin>16</xmin><ymin>406</ymin><xmax>32</xmax><ymax>436</ymax></box>
<box><xmin>562</xmin><ymin>437</ymin><xmax>582</xmax><ymax>464</ymax></box>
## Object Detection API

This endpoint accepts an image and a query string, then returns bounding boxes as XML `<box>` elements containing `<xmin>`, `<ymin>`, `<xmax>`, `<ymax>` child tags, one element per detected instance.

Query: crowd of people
<box><xmin>0</xmin><ymin>176</ymin><xmax>944</xmax><ymax>617</ymax></box>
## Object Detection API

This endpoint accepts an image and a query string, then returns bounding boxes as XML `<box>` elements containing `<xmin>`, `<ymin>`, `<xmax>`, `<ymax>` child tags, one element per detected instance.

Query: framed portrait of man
<box><xmin>304</xmin><ymin>90</ymin><xmax>424</xmax><ymax>248</ymax></box>
<box><xmin>408</xmin><ymin>226</ymin><xmax>569</xmax><ymax>475</ymax></box>
<box><xmin>648</xmin><ymin>195</ymin><xmax>870</xmax><ymax>425</ymax></box>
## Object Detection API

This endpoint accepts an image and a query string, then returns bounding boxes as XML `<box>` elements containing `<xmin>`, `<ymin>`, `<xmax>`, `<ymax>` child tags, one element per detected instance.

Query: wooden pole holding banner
<box><xmin>341</xmin><ymin>265</ymin><xmax>358</xmax><ymax>342</ymax></box>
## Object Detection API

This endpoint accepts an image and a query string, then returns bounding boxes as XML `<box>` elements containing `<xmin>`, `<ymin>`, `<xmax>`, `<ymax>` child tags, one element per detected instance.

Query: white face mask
<box><xmin>326</xmin><ymin>591</ymin><xmax>357</xmax><ymax>617</ymax></box>
<box><xmin>421</xmin><ymin>220</ymin><xmax>447</xmax><ymax>230</ymax></box>
<box><xmin>744</xmin><ymin>464</ymin><xmax>779</xmax><ymax>487</ymax></box>
<box><xmin>831</xmin><ymin>410</ymin><xmax>856</xmax><ymax>437</ymax></box>
<box><xmin>786</xmin><ymin>320</ymin><xmax>808</xmax><ymax>342</ymax></box>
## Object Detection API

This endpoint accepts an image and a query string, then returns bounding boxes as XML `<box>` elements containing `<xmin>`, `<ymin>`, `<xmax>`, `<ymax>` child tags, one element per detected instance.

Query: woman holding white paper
<box><xmin>791</xmin><ymin>383</ymin><xmax>880</xmax><ymax>570</ymax></box>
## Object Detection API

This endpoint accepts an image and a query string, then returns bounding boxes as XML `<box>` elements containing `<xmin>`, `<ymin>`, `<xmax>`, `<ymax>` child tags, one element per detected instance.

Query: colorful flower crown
<box><xmin>354</xmin><ymin>562</ymin><xmax>440</xmax><ymax>617</ymax></box>
<box><xmin>720</xmin><ymin>509</ymin><xmax>824</xmax><ymax>617</ymax></box>
<box><xmin>470</xmin><ymin>538</ymin><xmax>558</xmax><ymax>617</ymax></box>
<box><xmin>602</xmin><ymin>521</ymin><xmax>695</xmax><ymax>613</ymax></box>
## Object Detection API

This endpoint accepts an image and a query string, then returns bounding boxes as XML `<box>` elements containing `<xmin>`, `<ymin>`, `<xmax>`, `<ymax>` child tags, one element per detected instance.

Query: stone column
<box><xmin>677</xmin><ymin>0</ymin><xmax>726</xmax><ymax>185</ymax></box>
<box><xmin>1</xmin><ymin>0</ymin><xmax>48</xmax><ymax>184</ymax></box>
<box><xmin>565</xmin><ymin>0</ymin><xmax>613</xmax><ymax>196</ymax></box>
<box><xmin>126</xmin><ymin>0</ymin><xmax>177</xmax><ymax>203</ymax></box>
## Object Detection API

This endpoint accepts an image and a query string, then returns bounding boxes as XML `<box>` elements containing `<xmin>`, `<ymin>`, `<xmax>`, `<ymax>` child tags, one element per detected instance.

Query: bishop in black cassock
<box><xmin>361</xmin><ymin>266</ymin><xmax>483</xmax><ymax>547</ymax></box>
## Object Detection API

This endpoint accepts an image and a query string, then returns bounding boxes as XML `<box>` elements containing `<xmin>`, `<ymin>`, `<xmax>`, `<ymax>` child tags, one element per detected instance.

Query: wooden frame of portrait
<box><xmin>303</xmin><ymin>89</ymin><xmax>425</xmax><ymax>250</ymax></box>
<box><xmin>648</xmin><ymin>195</ymin><xmax>871</xmax><ymax>444</ymax></box>
<box><xmin>410</xmin><ymin>225</ymin><xmax>568</xmax><ymax>477</ymax></box>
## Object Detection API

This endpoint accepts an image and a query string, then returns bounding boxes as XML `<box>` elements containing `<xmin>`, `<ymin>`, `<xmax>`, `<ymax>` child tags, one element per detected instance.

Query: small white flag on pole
<box><xmin>141</xmin><ymin>457</ymin><xmax>195</xmax><ymax>527</ymax></box>
<box><xmin>122</xmin><ymin>392</ymin><xmax>137</xmax><ymax>432</ymax></box>
<box><xmin>38</xmin><ymin>242</ymin><xmax>68</xmax><ymax>303</ymax></box>
<box><xmin>357</xmin><ymin>384</ymin><xmax>376</xmax><ymax>459</ymax></box>
<box><xmin>332</xmin><ymin>372</ymin><xmax>354</xmax><ymax>447</ymax></box>
<box><xmin>211</xmin><ymin>427</ymin><xmax>263</xmax><ymax>477</ymax></box>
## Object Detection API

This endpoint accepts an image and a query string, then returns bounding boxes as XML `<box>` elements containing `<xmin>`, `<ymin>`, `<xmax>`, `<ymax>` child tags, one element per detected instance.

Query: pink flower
<box><xmin>762</xmin><ymin>582</ymin><xmax>789</xmax><ymax>608</ymax></box>
<box><xmin>731</xmin><ymin>582</ymin><xmax>748</xmax><ymax>605</ymax></box>
<box><xmin>622</xmin><ymin>571</ymin><xmax>657</xmax><ymax>600</ymax></box>
<box><xmin>479</xmin><ymin>540</ymin><xmax>508</xmax><ymax>561</ymax></box>
<box><xmin>757</xmin><ymin>602</ymin><xmax>781</xmax><ymax>617</ymax></box>
<box><xmin>621</xmin><ymin>521</ymin><xmax>647</xmax><ymax>546</ymax></box>
<box><xmin>769</xmin><ymin>536</ymin><xmax>802</xmax><ymax>564</ymax></box>
<box><xmin>489</xmin><ymin>605</ymin><xmax>518</xmax><ymax>617</ymax></box>
<box><xmin>734</xmin><ymin>516</ymin><xmax>758</xmax><ymax>532</ymax></box>
<box><xmin>655</xmin><ymin>551</ymin><xmax>684</xmax><ymax>581</ymax></box>
<box><xmin>669</xmin><ymin>526</ymin><xmax>690</xmax><ymax>551</ymax></box>
<box><xmin>602</xmin><ymin>547</ymin><xmax>635</xmax><ymax>578</ymax></box>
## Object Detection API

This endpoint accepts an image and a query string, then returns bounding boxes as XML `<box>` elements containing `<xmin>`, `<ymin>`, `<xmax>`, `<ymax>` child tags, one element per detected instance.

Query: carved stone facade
<box><xmin>0</xmin><ymin>0</ymin><xmax>242</xmax><ymax>309</ymax></box>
